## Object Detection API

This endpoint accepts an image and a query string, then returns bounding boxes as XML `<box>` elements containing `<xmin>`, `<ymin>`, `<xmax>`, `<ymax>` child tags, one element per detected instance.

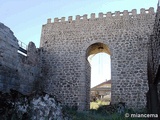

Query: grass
<box><xmin>63</xmin><ymin>100</ymin><xmax>148</xmax><ymax>120</ymax></box>
<box><xmin>90</xmin><ymin>100</ymin><xmax>110</xmax><ymax>109</ymax></box>
<box><xmin>66</xmin><ymin>109</ymin><xmax>147</xmax><ymax>120</ymax></box>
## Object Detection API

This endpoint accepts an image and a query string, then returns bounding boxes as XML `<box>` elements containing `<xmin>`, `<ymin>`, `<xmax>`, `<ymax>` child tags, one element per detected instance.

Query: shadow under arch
<box><xmin>86</xmin><ymin>42</ymin><xmax>111</xmax><ymax>62</ymax></box>
<box><xmin>85</xmin><ymin>42</ymin><xmax>111</xmax><ymax>109</ymax></box>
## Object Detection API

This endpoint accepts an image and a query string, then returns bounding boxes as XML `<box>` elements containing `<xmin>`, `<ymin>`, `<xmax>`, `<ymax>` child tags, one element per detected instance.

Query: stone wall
<box><xmin>0</xmin><ymin>6</ymin><xmax>157</xmax><ymax>111</ymax></box>
<box><xmin>0</xmin><ymin>23</ymin><xmax>41</xmax><ymax>94</ymax></box>
<box><xmin>147</xmin><ymin>3</ymin><xmax>160</xmax><ymax>116</ymax></box>
<box><xmin>18</xmin><ymin>42</ymin><xmax>41</xmax><ymax>93</ymax></box>
<box><xmin>148</xmin><ymin>5</ymin><xmax>160</xmax><ymax>83</ymax></box>
<box><xmin>0</xmin><ymin>23</ymin><xmax>19</xmax><ymax>92</ymax></box>
<box><xmin>40</xmin><ymin>8</ymin><xmax>155</xmax><ymax>110</ymax></box>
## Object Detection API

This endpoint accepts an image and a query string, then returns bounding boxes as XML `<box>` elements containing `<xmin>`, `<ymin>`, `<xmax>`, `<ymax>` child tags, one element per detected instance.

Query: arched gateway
<box><xmin>40</xmin><ymin>8</ymin><xmax>155</xmax><ymax>110</ymax></box>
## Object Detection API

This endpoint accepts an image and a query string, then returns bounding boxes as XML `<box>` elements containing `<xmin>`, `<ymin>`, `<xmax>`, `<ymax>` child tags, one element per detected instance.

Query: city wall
<box><xmin>40</xmin><ymin>8</ymin><xmax>155</xmax><ymax>110</ymax></box>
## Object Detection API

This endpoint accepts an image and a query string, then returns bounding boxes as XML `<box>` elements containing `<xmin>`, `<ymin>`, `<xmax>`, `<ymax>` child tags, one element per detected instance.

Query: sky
<box><xmin>0</xmin><ymin>0</ymin><xmax>158</xmax><ymax>87</ymax></box>
<box><xmin>90</xmin><ymin>53</ymin><xmax>111</xmax><ymax>87</ymax></box>
<box><xmin>0</xmin><ymin>0</ymin><xmax>158</xmax><ymax>47</ymax></box>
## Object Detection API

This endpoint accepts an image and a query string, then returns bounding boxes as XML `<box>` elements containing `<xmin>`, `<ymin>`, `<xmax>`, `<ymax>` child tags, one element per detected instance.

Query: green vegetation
<box><xmin>62</xmin><ymin>101</ymin><xmax>148</xmax><ymax>120</ymax></box>
<box><xmin>64</xmin><ymin>108</ymin><xmax>147</xmax><ymax>120</ymax></box>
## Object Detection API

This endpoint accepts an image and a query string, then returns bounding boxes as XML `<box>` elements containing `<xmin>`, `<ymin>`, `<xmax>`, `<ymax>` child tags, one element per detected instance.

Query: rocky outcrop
<box><xmin>0</xmin><ymin>90</ymin><xmax>70</xmax><ymax>120</ymax></box>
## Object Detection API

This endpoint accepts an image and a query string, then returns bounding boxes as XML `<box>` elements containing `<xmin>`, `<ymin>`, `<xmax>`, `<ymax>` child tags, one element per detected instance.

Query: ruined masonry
<box><xmin>0</xmin><ymin>6</ymin><xmax>159</xmax><ymax>111</ymax></box>
<box><xmin>0</xmin><ymin>23</ymin><xmax>41</xmax><ymax>94</ymax></box>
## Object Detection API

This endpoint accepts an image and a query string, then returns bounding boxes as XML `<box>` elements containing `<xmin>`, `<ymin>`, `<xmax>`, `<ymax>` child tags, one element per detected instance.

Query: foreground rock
<box><xmin>0</xmin><ymin>89</ymin><xmax>70</xmax><ymax>120</ymax></box>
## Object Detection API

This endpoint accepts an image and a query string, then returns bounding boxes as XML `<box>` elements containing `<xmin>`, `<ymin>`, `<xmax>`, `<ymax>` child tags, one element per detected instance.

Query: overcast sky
<box><xmin>0</xmin><ymin>0</ymin><xmax>158</xmax><ymax>87</ymax></box>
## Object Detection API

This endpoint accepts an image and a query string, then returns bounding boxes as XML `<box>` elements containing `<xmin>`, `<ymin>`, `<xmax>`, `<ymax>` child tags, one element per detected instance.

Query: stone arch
<box><xmin>86</xmin><ymin>42</ymin><xmax>111</xmax><ymax>57</ymax></box>
<box><xmin>83</xmin><ymin>37</ymin><xmax>113</xmax><ymax>55</ymax></box>
<box><xmin>84</xmin><ymin>42</ymin><xmax>111</xmax><ymax>109</ymax></box>
<box><xmin>40</xmin><ymin>8</ymin><xmax>154</xmax><ymax>110</ymax></box>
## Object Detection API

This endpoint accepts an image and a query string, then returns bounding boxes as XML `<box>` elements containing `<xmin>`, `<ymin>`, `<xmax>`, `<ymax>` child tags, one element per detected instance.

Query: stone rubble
<box><xmin>0</xmin><ymin>89</ymin><xmax>70</xmax><ymax>120</ymax></box>
<box><xmin>31</xmin><ymin>94</ymin><xmax>64</xmax><ymax>120</ymax></box>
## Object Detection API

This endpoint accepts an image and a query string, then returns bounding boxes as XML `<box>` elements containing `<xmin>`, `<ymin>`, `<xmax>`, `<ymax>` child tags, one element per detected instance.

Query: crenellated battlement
<box><xmin>47</xmin><ymin>7</ymin><xmax>155</xmax><ymax>24</ymax></box>
<box><xmin>40</xmin><ymin>4</ymin><xmax>158</xmax><ymax>111</ymax></box>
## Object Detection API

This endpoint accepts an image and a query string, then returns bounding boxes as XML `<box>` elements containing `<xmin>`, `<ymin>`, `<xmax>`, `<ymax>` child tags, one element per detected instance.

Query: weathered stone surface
<box><xmin>0</xmin><ymin>23</ymin><xmax>20</xmax><ymax>92</ymax></box>
<box><xmin>0</xmin><ymin>22</ymin><xmax>41</xmax><ymax>94</ymax></box>
<box><xmin>148</xmin><ymin>7</ymin><xmax>160</xmax><ymax>84</ymax></box>
<box><xmin>0</xmin><ymin>90</ymin><xmax>69</xmax><ymax>120</ymax></box>
<box><xmin>147</xmin><ymin>4</ymin><xmax>160</xmax><ymax>117</ymax></box>
<box><xmin>0</xmin><ymin>6</ymin><xmax>159</xmax><ymax>112</ymax></box>
<box><xmin>40</xmin><ymin>8</ymin><xmax>155</xmax><ymax>110</ymax></box>
<box><xmin>18</xmin><ymin>41</ymin><xmax>41</xmax><ymax>94</ymax></box>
